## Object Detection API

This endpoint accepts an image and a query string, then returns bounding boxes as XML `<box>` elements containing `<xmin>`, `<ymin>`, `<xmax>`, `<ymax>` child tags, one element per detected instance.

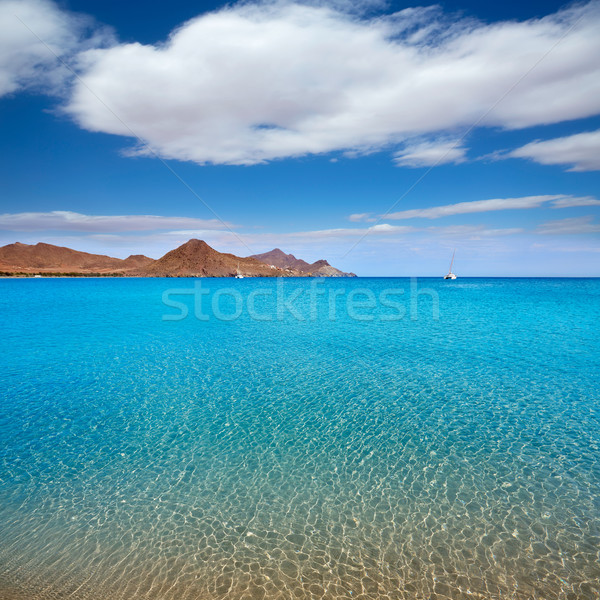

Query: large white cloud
<box><xmin>509</xmin><ymin>129</ymin><xmax>600</xmax><ymax>171</ymax></box>
<box><xmin>65</xmin><ymin>0</ymin><xmax>600</xmax><ymax>165</ymax></box>
<box><xmin>0</xmin><ymin>0</ymin><xmax>110</xmax><ymax>97</ymax></box>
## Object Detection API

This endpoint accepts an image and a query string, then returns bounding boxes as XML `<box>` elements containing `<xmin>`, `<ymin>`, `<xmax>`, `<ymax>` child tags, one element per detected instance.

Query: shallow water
<box><xmin>0</xmin><ymin>278</ymin><xmax>599</xmax><ymax>599</ymax></box>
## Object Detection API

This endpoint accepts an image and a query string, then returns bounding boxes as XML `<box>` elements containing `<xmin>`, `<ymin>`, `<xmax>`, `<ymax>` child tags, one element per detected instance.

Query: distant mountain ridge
<box><xmin>250</xmin><ymin>248</ymin><xmax>355</xmax><ymax>277</ymax></box>
<box><xmin>250</xmin><ymin>248</ymin><xmax>313</xmax><ymax>272</ymax></box>
<box><xmin>0</xmin><ymin>240</ymin><xmax>355</xmax><ymax>277</ymax></box>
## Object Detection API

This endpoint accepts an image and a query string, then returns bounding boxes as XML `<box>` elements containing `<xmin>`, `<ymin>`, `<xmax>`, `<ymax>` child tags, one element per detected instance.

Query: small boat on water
<box><xmin>444</xmin><ymin>250</ymin><xmax>457</xmax><ymax>280</ymax></box>
<box><xmin>235</xmin><ymin>263</ymin><xmax>244</xmax><ymax>279</ymax></box>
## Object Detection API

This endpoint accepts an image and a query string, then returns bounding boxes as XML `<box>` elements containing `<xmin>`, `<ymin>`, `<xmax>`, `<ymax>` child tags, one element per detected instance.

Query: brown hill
<box><xmin>249</xmin><ymin>248</ymin><xmax>312</xmax><ymax>272</ymax></box>
<box><xmin>250</xmin><ymin>248</ymin><xmax>356</xmax><ymax>277</ymax></box>
<box><xmin>0</xmin><ymin>240</ymin><xmax>356</xmax><ymax>277</ymax></box>
<box><xmin>0</xmin><ymin>242</ymin><xmax>154</xmax><ymax>273</ymax></box>
<box><xmin>141</xmin><ymin>239</ymin><xmax>290</xmax><ymax>277</ymax></box>
<box><xmin>121</xmin><ymin>254</ymin><xmax>156</xmax><ymax>270</ymax></box>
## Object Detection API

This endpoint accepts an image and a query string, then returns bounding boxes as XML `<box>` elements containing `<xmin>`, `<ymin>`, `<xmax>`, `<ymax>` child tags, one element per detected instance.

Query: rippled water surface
<box><xmin>1</xmin><ymin>278</ymin><xmax>599</xmax><ymax>600</ymax></box>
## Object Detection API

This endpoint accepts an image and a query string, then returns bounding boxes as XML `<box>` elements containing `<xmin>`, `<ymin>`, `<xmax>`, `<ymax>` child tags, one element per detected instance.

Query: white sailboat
<box><xmin>235</xmin><ymin>263</ymin><xmax>244</xmax><ymax>279</ymax></box>
<box><xmin>444</xmin><ymin>250</ymin><xmax>457</xmax><ymax>280</ymax></box>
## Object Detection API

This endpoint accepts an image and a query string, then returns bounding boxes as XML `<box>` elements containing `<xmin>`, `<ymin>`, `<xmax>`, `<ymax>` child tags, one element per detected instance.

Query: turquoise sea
<box><xmin>0</xmin><ymin>277</ymin><xmax>599</xmax><ymax>600</ymax></box>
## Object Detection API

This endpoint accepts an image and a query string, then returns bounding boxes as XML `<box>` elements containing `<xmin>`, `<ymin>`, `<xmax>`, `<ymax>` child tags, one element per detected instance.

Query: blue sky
<box><xmin>0</xmin><ymin>0</ymin><xmax>599</xmax><ymax>275</ymax></box>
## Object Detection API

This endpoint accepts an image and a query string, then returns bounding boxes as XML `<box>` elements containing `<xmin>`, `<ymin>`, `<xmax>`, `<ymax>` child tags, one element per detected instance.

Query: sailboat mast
<box><xmin>449</xmin><ymin>249</ymin><xmax>455</xmax><ymax>272</ymax></box>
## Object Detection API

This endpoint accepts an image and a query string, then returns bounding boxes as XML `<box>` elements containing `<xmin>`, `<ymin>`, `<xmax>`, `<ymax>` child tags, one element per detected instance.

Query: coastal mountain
<box><xmin>250</xmin><ymin>248</ymin><xmax>356</xmax><ymax>277</ymax></box>
<box><xmin>143</xmin><ymin>239</ymin><xmax>288</xmax><ymax>277</ymax></box>
<box><xmin>0</xmin><ymin>240</ymin><xmax>355</xmax><ymax>277</ymax></box>
<box><xmin>250</xmin><ymin>248</ymin><xmax>313</xmax><ymax>272</ymax></box>
<box><xmin>0</xmin><ymin>242</ymin><xmax>153</xmax><ymax>274</ymax></box>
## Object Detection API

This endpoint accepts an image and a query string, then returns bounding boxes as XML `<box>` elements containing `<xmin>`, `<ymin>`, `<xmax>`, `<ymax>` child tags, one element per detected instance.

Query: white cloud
<box><xmin>0</xmin><ymin>210</ymin><xmax>526</xmax><ymax>248</ymax></box>
<box><xmin>432</xmin><ymin>225</ymin><xmax>525</xmax><ymax>237</ymax></box>
<box><xmin>537</xmin><ymin>216</ymin><xmax>600</xmax><ymax>235</ymax></box>
<box><xmin>347</xmin><ymin>194</ymin><xmax>599</xmax><ymax>224</ymax></box>
<box><xmin>161</xmin><ymin>222</ymin><xmax>523</xmax><ymax>248</ymax></box>
<box><xmin>386</xmin><ymin>195</ymin><xmax>574</xmax><ymax>220</ymax></box>
<box><xmin>64</xmin><ymin>1</ymin><xmax>600</xmax><ymax>165</ymax></box>
<box><xmin>260</xmin><ymin>223</ymin><xmax>417</xmax><ymax>240</ymax></box>
<box><xmin>0</xmin><ymin>210</ymin><xmax>234</xmax><ymax>232</ymax></box>
<box><xmin>551</xmin><ymin>196</ymin><xmax>600</xmax><ymax>208</ymax></box>
<box><xmin>348</xmin><ymin>213</ymin><xmax>375</xmax><ymax>222</ymax></box>
<box><xmin>0</xmin><ymin>0</ymin><xmax>111</xmax><ymax>97</ymax></box>
<box><xmin>393</xmin><ymin>139</ymin><xmax>467</xmax><ymax>167</ymax></box>
<box><xmin>509</xmin><ymin>129</ymin><xmax>600</xmax><ymax>171</ymax></box>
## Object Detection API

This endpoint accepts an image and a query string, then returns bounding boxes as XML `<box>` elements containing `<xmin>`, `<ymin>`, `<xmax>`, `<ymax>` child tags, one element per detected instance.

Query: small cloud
<box><xmin>284</xmin><ymin>223</ymin><xmax>415</xmax><ymax>240</ymax></box>
<box><xmin>551</xmin><ymin>196</ymin><xmax>600</xmax><ymax>208</ymax></box>
<box><xmin>537</xmin><ymin>216</ymin><xmax>600</xmax><ymax>235</ymax></box>
<box><xmin>348</xmin><ymin>212</ymin><xmax>375</xmax><ymax>222</ymax></box>
<box><xmin>509</xmin><ymin>129</ymin><xmax>600</xmax><ymax>172</ymax></box>
<box><xmin>368</xmin><ymin>223</ymin><xmax>410</xmax><ymax>233</ymax></box>
<box><xmin>393</xmin><ymin>138</ymin><xmax>467</xmax><ymax>168</ymax></box>
<box><xmin>431</xmin><ymin>224</ymin><xmax>524</xmax><ymax>238</ymax></box>
<box><xmin>479</xmin><ymin>228</ymin><xmax>524</xmax><ymax>236</ymax></box>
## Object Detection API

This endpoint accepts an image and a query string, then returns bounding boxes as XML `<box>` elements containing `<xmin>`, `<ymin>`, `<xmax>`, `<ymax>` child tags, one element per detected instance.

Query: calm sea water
<box><xmin>0</xmin><ymin>277</ymin><xmax>599</xmax><ymax>600</ymax></box>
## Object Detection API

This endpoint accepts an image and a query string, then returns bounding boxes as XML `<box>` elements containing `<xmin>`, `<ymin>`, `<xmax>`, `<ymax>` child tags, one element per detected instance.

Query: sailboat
<box><xmin>444</xmin><ymin>250</ymin><xmax>457</xmax><ymax>280</ymax></box>
<box><xmin>235</xmin><ymin>263</ymin><xmax>244</xmax><ymax>279</ymax></box>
